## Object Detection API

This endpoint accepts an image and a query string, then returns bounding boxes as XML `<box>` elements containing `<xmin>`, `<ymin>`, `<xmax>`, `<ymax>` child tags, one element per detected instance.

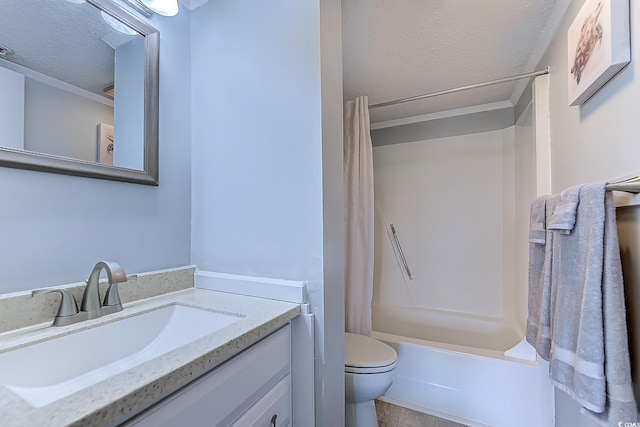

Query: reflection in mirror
<box><xmin>0</xmin><ymin>0</ymin><xmax>159</xmax><ymax>185</ymax></box>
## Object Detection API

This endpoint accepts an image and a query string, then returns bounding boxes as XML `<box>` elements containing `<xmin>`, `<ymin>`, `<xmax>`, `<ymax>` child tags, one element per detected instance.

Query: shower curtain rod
<box><xmin>368</xmin><ymin>67</ymin><xmax>551</xmax><ymax>109</ymax></box>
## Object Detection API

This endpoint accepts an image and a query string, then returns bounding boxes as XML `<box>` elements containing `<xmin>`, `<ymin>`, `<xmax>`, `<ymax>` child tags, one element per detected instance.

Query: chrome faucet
<box><xmin>32</xmin><ymin>260</ymin><xmax>127</xmax><ymax>326</ymax></box>
<box><xmin>81</xmin><ymin>260</ymin><xmax>127</xmax><ymax>318</ymax></box>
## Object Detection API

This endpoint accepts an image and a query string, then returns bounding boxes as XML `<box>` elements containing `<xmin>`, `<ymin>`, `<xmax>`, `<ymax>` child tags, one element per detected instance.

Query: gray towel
<box><xmin>526</xmin><ymin>195</ymin><xmax>554</xmax><ymax>360</ymax></box>
<box><xmin>548</xmin><ymin>183</ymin><xmax>637</xmax><ymax>424</ymax></box>
<box><xmin>548</xmin><ymin>184</ymin><xmax>584</xmax><ymax>234</ymax></box>
<box><xmin>586</xmin><ymin>189</ymin><xmax>638</xmax><ymax>425</ymax></box>
<box><xmin>529</xmin><ymin>195</ymin><xmax>548</xmax><ymax>244</ymax></box>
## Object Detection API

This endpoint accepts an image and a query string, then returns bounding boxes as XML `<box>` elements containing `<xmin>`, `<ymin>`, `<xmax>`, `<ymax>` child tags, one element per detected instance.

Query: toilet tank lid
<box><xmin>344</xmin><ymin>332</ymin><xmax>397</xmax><ymax>368</ymax></box>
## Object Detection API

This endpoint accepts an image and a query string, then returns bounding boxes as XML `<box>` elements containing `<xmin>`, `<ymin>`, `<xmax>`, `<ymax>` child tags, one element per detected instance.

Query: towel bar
<box><xmin>606</xmin><ymin>176</ymin><xmax>640</xmax><ymax>193</ymax></box>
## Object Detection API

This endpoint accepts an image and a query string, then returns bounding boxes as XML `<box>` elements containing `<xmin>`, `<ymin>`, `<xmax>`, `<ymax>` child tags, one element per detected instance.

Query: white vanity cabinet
<box><xmin>124</xmin><ymin>325</ymin><xmax>291</xmax><ymax>427</ymax></box>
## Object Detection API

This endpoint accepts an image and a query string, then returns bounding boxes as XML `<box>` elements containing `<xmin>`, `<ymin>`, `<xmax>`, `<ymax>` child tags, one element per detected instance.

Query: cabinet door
<box><xmin>125</xmin><ymin>325</ymin><xmax>290</xmax><ymax>427</ymax></box>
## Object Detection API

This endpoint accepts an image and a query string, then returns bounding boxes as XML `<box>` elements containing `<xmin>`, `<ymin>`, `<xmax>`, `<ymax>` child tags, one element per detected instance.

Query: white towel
<box><xmin>548</xmin><ymin>183</ymin><xmax>637</xmax><ymax>424</ymax></box>
<box><xmin>526</xmin><ymin>195</ymin><xmax>554</xmax><ymax>360</ymax></box>
<box><xmin>548</xmin><ymin>184</ymin><xmax>584</xmax><ymax>234</ymax></box>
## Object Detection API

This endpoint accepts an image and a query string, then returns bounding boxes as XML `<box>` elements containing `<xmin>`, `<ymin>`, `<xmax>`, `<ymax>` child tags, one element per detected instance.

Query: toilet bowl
<box><xmin>345</xmin><ymin>332</ymin><xmax>398</xmax><ymax>427</ymax></box>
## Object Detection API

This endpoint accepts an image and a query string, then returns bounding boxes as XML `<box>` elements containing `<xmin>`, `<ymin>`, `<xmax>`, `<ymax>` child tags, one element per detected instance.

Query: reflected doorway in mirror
<box><xmin>97</xmin><ymin>123</ymin><xmax>114</xmax><ymax>166</ymax></box>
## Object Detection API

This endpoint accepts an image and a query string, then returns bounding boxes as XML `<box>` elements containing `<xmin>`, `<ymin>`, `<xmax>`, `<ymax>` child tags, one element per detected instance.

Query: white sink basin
<box><xmin>0</xmin><ymin>304</ymin><xmax>241</xmax><ymax>407</ymax></box>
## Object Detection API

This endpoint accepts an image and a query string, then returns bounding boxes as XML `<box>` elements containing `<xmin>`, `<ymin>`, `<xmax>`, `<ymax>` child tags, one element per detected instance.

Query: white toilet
<box><xmin>344</xmin><ymin>332</ymin><xmax>398</xmax><ymax>427</ymax></box>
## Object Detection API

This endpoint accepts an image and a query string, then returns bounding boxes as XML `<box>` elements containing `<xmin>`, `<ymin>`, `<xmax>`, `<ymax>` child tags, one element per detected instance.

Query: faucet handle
<box><xmin>102</xmin><ymin>282</ymin><xmax>123</xmax><ymax>315</ymax></box>
<box><xmin>32</xmin><ymin>288</ymin><xmax>81</xmax><ymax>325</ymax></box>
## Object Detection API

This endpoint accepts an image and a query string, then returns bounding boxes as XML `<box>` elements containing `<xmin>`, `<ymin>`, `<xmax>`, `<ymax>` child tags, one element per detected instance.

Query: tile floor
<box><xmin>375</xmin><ymin>400</ymin><xmax>468</xmax><ymax>427</ymax></box>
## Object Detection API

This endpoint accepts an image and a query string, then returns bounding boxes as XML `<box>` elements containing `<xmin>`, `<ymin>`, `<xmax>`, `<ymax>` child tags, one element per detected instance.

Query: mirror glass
<box><xmin>0</xmin><ymin>0</ymin><xmax>159</xmax><ymax>185</ymax></box>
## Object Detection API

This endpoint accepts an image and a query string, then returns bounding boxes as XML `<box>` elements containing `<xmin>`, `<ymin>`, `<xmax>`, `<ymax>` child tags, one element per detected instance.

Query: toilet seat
<box><xmin>345</xmin><ymin>333</ymin><xmax>398</xmax><ymax>374</ymax></box>
<box><xmin>345</xmin><ymin>362</ymin><xmax>397</xmax><ymax>374</ymax></box>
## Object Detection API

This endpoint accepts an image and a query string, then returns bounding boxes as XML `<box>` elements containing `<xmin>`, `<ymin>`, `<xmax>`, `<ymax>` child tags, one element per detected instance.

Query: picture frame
<box><xmin>97</xmin><ymin>123</ymin><xmax>114</xmax><ymax>166</ymax></box>
<box><xmin>567</xmin><ymin>0</ymin><xmax>630</xmax><ymax>106</ymax></box>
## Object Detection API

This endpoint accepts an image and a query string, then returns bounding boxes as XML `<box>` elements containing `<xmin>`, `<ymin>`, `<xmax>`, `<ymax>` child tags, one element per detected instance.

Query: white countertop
<box><xmin>0</xmin><ymin>288</ymin><xmax>300</xmax><ymax>427</ymax></box>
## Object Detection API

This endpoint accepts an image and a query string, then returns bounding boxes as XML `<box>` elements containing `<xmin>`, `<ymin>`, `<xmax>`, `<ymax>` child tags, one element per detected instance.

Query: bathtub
<box><xmin>372</xmin><ymin>304</ymin><xmax>554</xmax><ymax>427</ymax></box>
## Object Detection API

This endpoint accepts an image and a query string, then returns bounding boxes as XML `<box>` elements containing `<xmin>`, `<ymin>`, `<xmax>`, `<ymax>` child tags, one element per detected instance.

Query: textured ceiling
<box><xmin>2</xmin><ymin>1</ymin><xmax>561</xmax><ymax>116</ymax></box>
<box><xmin>342</xmin><ymin>0</ymin><xmax>559</xmax><ymax>123</ymax></box>
<box><xmin>0</xmin><ymin>0</ymin><xmax>141</xmax><ymax>96</ymax></box>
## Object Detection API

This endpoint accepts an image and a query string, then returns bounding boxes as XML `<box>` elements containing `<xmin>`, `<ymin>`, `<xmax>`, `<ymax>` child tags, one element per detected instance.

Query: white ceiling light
<box><xmin>0</xmin><ymin>44</ymin><xmax>14</xmax><ymax>58</ymax></box>
<box><xmin>138</xmin><ymin>0</ymin><xmax>179</xmax><ymax>16</ymax></box>
<box><xmin>101</xmin><ymin>11</ymin><xmax>139</xmax><ymax>36</ymax></box>
<box><xmin>64</xmin><ymin>0</ymin><xmax>87</xmax><ymax>3</ymax></box>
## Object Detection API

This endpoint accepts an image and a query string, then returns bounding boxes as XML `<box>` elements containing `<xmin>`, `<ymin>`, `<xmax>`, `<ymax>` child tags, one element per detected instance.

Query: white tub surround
<box><xmin>375</xmin><ymin>332</ymin><xmax>554</xmax><ymax>427</ymax></box>
<box><xmin>373</xmin><ymin>304</ymin><xmax>522</xmax><ymax>353</ymax></box>
<box><xmin>0</xmin><ymin>265</ymin><xmax>196</xmax><ymax>334</ymax></box>
<box><xmin>374</xmin><ymin>302</ymin><xmax>538</xmax><ymax>361</ymax></box>
<box><xmin>369</xmin><ymin>122</ymin><xmax>553</xmax><ymax>425</ymax></box>
<box><xmin>372</xmin><ymin>302</ymin><xmax>553</xmax><ymax>426</ymax></box>
<box><xmin>0</xmin><ymin>288</ymin><xmax>300</xmax><ymax>427</ymax></box>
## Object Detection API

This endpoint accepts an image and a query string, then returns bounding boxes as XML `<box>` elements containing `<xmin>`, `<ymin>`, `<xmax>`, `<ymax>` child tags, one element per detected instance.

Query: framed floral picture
<box><xmin>567</xmin><ymin>0</ymin><xmax>630</xmax><ymax>106</ymax></box>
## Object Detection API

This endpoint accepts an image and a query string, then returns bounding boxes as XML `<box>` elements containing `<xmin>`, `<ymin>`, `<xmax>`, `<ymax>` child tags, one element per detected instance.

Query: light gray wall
<box><xmin>527</xmin><ymin>0</ymin><xmax>640</xmax><ymax>425</ymax></box>
<box><xmin>190</xmin><ymin>1</ymin><xmax>344</xmax><ymax>426</ymax></box>
<box><xmin>24</xmin><ymin>78</ymin><xmax>113</xmax><ymax>162</ymax></box>
<box><xmin>114</xmin><ymin>36</ymin><xmax>145</xmax><ymax>170</ymax></box>
<box><xmin>0</xmin><ymin>66</ymin><xmax>25</xmax><ymax>150</ymax></box>
<box><xmin>319</xmin><ymin>0</ymin><xmax>345</xmax><ymax>424</ymax></box>
<box><xmin>190</xmin><ymin>0</ymin><xmax>323</xmax><ymax>301</ymax></box>
<box><xmin>0</xmin><ymin>9</ymin><xmax>192</xmax><ymax>294</ymax></box>
<box><xmin>541</xmin><ymin>0</ymin><xmax>639</xmax><ymax>191</ymax></box>
<box><xmin>616</xmin><ymin>205</ymin><xmax>640</xmax><ymax>419</ymax></box>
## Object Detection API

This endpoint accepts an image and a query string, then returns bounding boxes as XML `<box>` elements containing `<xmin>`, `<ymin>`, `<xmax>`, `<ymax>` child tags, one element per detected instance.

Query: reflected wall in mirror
<box><xmin>0</xmin><ymin>0</ymin><xmax>159</xmax><ymax>185</ymax></box>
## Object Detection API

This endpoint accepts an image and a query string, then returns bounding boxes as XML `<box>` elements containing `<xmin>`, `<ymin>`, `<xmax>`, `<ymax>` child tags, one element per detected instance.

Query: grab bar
<box><xmin>390</xmin><ymin>223</ymin><xmax>414</xmax><ymax>280</ymax></box>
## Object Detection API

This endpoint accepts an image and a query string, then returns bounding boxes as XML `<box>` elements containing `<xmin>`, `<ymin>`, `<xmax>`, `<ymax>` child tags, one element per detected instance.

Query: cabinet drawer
<box><xmin>126</xmin><ymin>325</ymin><xmax>290</xmax><ymax>427</ymax></box>
<box><xmin>231</xmin><ymin>376</ymin><xmax>291</xmax><ymax>427</ymax></box>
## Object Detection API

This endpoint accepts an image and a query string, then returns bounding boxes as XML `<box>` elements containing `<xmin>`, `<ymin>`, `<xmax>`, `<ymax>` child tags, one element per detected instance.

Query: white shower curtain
<box><xmin>344</xmin><ymin>96</ymin><xmax>374</xmax><ymax>336</ymax></box>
